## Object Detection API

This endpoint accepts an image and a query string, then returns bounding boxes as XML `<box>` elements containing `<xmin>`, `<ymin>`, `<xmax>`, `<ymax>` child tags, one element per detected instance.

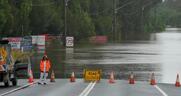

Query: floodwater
<box><xmin>32</xmin><ymin>28</ymin><xmax>181</xmax><ymax>84</ymax></box>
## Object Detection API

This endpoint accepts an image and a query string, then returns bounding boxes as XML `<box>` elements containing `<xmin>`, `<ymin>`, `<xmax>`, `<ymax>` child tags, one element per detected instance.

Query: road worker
<box><xmin>38</xmin><ymin>55</ymin><xmax>51</xmax><ymax>85</ymax></box>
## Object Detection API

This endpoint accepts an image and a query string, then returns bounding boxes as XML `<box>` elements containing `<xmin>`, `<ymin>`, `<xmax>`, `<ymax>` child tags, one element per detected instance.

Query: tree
<box><xmin>18</xmin><ymin>0</ymin><xmax>32</xmax><ymax>36</ymax></box>
<box><xmin>67</xmin><ymin>0</ymin><xmax>95</xmax><ymax>41</ymax></box>
<box><xmin>30</xmin><ymin>0</ymin><xmax>60</xmax><ymax>35</ymax></box>
<box><xmin>0</xmin><ymin>0</ymin><xmax>12</xmax><ymax>37</ymax></box>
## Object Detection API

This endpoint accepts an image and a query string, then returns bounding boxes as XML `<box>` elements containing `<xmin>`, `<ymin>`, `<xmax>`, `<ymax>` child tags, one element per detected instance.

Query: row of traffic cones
<box><xmin>28</xmin><ymin>69</ymin><xmax>76</xmax><ymax>83</ymax></box>
<box><xmin>108</xmin><ymin>71</ymin><xmax>181</xmax><ymax>87</ymax></box>
<box><xmin>28</xmin><ymin>69</ymin><xmax>55</xmax><ymax>83</ymax></box>
<box><xmin>50</xmin><ymin>71</ymin><xmax>76</xmax><ymax>82</ymax></box>
<box><xmin>28</xmin><ymin>69</ymin><xmax>180</xmax><ymax>87</ymax></box>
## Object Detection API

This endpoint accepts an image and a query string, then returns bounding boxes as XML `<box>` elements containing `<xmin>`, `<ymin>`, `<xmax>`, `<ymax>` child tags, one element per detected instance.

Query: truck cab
<box><xmin>0</xmin><ymin>40</ymin><xmax>17</xmax><ymax>87</ymax></box>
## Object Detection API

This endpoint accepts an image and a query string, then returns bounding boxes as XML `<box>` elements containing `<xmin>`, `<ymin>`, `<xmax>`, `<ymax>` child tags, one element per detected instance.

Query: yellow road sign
<box><xmin>84</xmin><ymin>69</ymin><xmax>101</xmax><ymax>82</ymax></box>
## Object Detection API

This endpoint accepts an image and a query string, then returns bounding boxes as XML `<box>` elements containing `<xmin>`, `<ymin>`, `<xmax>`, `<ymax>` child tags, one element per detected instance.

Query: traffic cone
<box><xmin>175</xmin><ymin>74</ymin><xmax>180</xmax><ymax>87</ymax></box>
<box><xmin>50</xmin><ymin>70</ymin><xmax>55</xmax><ymax>82</ymax></box>
<box><xmin>150</xmin><ymin>73</ymin><xmax>156</xmax><ymax>85</ymax></box>
<box><xmin>70</xmin><ymin>72</ymin><xmax>75</xmax><ymax>82</ymax></box>
<box><xmin>108</xmin><ymin>71</ymin><xmax>115</xmax><ymax>83</ymax></box>
<box><xmin>28</xmin><ymin>69</ymin><xmax>34</xmax><ymax>83</ymax></box>
<box><xmin>129</xmin><ymin>72</ymin><xmax>135</xmax><ymax>84</ymax></box>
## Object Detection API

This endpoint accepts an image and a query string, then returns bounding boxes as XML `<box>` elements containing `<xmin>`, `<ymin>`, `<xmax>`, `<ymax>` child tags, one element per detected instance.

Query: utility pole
<box><xmin>112</xmin><ymin>0</ymin><xmax>117</xmax><ymax>42</ymax></box>
<box><xmin>141</xmin><ymin>6</ymin><xmax>144</xmax><ymax>33</ymax></box>
<box><xmin>112</xmin><ymin>1</ymin><xmax>135</xmax><ymax>41</ymax></box>
<box><xmin>22</xmin><ymin>25</ymin><xmax>24</xmax><ymax>36</ymax></box>
<box><xmin>64</xmin><ymin>0</ymin><xmax>69</xmax><ymax>46</ymax></box>
<box><xmin>64</xmin><ymin>0</ymin><xmax>68</xmax><ymax>37</ymax></box>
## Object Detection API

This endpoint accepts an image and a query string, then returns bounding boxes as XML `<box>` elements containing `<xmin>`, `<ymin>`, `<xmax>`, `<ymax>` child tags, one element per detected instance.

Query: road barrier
<box><xmin>28</xmin><ymin>69</ymin><xmax>34</xmax><ymax>83</ymax></box>
<box><xmin>129</xmin><ymin>72</ymin><xmax>135</xmax><ymax>84</ymax></box>
<box><xmin>50</xmin><ymin>70</ymin><xmax>55</xmax><ymax>82</ymax></box>
<box><xmin>108</xmin><ymin>71</ymin><xmax>115</xmax><ymax>84</ymax></box>
<box><xmin>83</xmin><ymin>69</ymin><xmax>101</xmax><ymax>82</ymax></box>
<box><xmin>175</xmin><ymin>74</ymin><xmax>180</xmax><ymax>87</ymax></box>
<box><xmin>150</xmin><ymin>73</ymin><xmax>156</xmax><ymax>85</ymax></box>
<box><xmin>70</xmin><ymin>72</ymin><xmax>76</xmax><ymax>82</ymax></box>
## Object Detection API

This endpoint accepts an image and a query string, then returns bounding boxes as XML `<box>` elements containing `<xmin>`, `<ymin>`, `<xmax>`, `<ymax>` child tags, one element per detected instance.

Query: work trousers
<box><xmin>39</xmin><ymin>72</ymin><xmax>48</xmax><ymax>84</ymax></box>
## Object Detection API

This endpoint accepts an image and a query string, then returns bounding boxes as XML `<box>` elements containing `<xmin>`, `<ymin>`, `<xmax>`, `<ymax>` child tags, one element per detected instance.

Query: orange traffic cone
<box><xmin>150</xmin><ymin>73</ymin><xmax>156</xmax><ymax>85</ymax></box>
<box><xmin>129</xmin><ymin>72</ymin><xmax>135</xmax><ymax>84</ymax></box>
<box><xmin>175</xmin><ymin>74</ymin><xmax>180</xmax><ymax>87</ymax></box>
<box><xmin>50</xmin><ymin>70</ymin><xmax>55</xmax><ymax>82</ymax></box>
<box><xmin>28</xmin><ymin>69</ymin><xmax>34</xmax><ymax>83</ymax></box>
<box><xmin>108</xmin><ymin>71</ymin><xmax>115</xmax><ymax>83</ymax></box>
<box><xmin>70</xmin><ymin>72</ymin><xmax>75</xmax><ymax>82</ymax></box>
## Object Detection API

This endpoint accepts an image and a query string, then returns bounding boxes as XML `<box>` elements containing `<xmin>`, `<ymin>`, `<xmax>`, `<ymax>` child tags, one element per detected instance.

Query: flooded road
<box><xmin>32</xmin><ymin>28</ymin><xmax>181</xmax><ymax>83</ymax></box>
<box><xmin>156</xmin><ymin>28</ymin><xmax>181</xmax><ymax>83</ymax></box>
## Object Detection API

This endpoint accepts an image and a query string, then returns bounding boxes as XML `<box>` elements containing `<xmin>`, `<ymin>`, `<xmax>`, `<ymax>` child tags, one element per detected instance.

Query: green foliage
<box><xmin>30</xmin><ymin>0</ymin><xmax>56</xmax><ymax>34</ymax></box>
<box><xmin>19</xmin><ymin>0</ymin><xmax>32</xmax><ymax>35</ymax></box>
<box><xmin>0</xmin><ymin>0</ymin><xmax>12</xmax><ymax>35</ymax></box>
<box><xmin>12</xmin><ymin>50</ymin><xmax>33</xmax><ymax>61</ymax></box>
<box><xmin>0</xmin><ymin>0</ymin><xmax>163</xmax><ymax>41</ymax></box>
<box><xmin>153</xmin><ymin>0</ymin><xmax>181</xmax><ymax>28</ymax></box>
<box><xmin>94</xmin><ymin>16</ymin><xmax>112</xmax><ymax>35</ymax></box>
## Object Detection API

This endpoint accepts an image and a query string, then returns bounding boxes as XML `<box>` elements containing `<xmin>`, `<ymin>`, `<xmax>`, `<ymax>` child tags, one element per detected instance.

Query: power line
<box><xmin>115</xmin><ymin>0</ymin><xmax>135</xmax><ymax>11</ymax></box>
<box><xmin>90</xmin><ymin>0</ymin><xmax>137</xmax><ymax>16</ymax></box>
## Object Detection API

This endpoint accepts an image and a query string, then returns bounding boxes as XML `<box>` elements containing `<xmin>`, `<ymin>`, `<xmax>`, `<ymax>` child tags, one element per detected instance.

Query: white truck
<box><xmin>0</xmin><ymin>40</ymin><xmax>27</xmax><ymax>87</ymax></box>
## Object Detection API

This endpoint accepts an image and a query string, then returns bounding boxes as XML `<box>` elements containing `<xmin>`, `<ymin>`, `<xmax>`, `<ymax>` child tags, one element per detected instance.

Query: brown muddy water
<box><xmin>31</xmin><ymin>28</ymin><xmax>181</xmax><ymax>84</ymax></box>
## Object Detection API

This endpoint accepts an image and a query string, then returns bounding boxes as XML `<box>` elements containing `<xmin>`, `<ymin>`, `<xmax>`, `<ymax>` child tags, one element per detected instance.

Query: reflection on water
<box><xmin>32</xmin><ymin>28</ymin><xmax>181</xmax><ymax>83</ymax></box>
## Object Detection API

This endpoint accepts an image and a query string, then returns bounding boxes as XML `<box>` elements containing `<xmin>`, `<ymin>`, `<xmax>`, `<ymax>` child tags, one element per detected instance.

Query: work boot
<box><xmin>38</xmin><ymin>82</ymin><xmax>42</xmax><ymax>85</ymax></box>
<box><xmin>43</xmin><ymin>82</ymin><xmax>47</xmax><ymax>85</ymax></box>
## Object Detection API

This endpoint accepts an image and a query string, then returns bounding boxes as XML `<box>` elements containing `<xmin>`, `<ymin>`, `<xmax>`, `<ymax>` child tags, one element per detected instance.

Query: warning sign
<box><xmin>66</xmin><ymin>37</ymin><xmax>74</xmax><ymax>47</ymax></box>
<box><xmin>84</xmin><ymin>69</ymin><xmax>101</xmax><ymax>82</ymax></box>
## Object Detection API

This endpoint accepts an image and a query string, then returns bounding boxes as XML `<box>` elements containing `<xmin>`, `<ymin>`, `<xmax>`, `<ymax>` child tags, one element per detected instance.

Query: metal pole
<box><xmin>112</xmin><ymin>0</ymin><xmax>117</xmax><ymax>42</ymax></box>
<box><xmin>22</xmin><ymin>24</ymin><xmax>24</xmax><ymax>36</ymax></box>
<box><xmin>64</xmin><ymin>0</ymin><xmax>68</xmax><ymax>46</ymax></box>
<box><xmin>141</xmin><ymin>6</ymin><xmax>144</xmax><ymax>33</ymax></box>
<box><xmin>64</xmin><ymin>0</ymin><xmax>67</xmax><ymax>37</ymax></box>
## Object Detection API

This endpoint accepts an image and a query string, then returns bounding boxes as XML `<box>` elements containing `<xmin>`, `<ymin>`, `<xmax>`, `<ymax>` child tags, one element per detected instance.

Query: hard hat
<box><xmin>42</xmin><ymin>55</ymin><xmax>48</xmax><ymax>60</ymax></box>
<box><xmin>43</xmin><ymin>55</ymin><xmax>48</xmax><ymax>58</ymax></box>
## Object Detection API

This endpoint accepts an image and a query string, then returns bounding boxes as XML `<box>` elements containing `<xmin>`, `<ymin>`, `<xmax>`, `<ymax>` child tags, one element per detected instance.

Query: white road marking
<box><xmin>154</xmin><ymin>85</ymin><xmax>168</xmax><ymax>96</ymax></box>
<box><xmin>79</xmin><ymin>81</ymin><xmax>96</xmax><ymax>96</ymax></box>
<box><xmin>79</xmin><ymin>82</ymin><xmax>93</xmax><ymax>96</ymax></box>
<box><xmin>0</xmin><ymin>81</ymin><xmax>38</xmax><ymax>96</ymax></box>
<box><xmin>84</xmin><ymin>82</ymin><xmax>96</xmax><ymax>96</ymax></box>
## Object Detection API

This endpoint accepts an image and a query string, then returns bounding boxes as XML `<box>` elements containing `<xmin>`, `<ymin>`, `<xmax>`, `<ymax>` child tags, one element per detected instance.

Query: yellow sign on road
<box><xmin>84</xmin><ymin>69</ymin><xmax>101</xmax><ymax>82</ymax></box>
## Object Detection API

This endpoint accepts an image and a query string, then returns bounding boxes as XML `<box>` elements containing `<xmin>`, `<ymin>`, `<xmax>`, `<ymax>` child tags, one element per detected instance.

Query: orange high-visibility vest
<box><xmin>40</xmin><ymin>60</ymin><xmax>51</xmax><ymax>72</ymax></box>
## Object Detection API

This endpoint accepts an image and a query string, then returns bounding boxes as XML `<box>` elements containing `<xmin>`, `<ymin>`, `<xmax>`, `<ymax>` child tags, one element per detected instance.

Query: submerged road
<box><xmin>0</xmin><ymin>79</ymin><xmax>180</xmax><ymax>96</ymax></box>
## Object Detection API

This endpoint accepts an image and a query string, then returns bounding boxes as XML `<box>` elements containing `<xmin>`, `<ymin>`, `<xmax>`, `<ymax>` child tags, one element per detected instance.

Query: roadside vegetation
<box><xmin>12</xmin><ymin>50</ymin><xmax>33</xmax><ymax>62</ymax></box>
<box><xmin>1</xmin><ymin>0</ymin><xmax>176</xmax><ymax>41</ymax></box>
<box><xmin>155</xmin><ymin>0</ymin><xmax>181</xmax><ymax>28</ymax></box>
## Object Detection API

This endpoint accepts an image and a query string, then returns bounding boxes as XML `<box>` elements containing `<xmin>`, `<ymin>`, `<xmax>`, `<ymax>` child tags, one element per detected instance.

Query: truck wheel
<box><xmin>3</xmin><ymin>73</ymin><xmax>10</xmax><ymax>87</ymax></box>
<box><xmin>12</xmin><ymin>78</ymin><xmax>17</xmax><ymax>86</ymax></box>
<box><xmin>4</xmin><ymin>80</ymin><xmax>10</xmax><ymax>87</ymax></box>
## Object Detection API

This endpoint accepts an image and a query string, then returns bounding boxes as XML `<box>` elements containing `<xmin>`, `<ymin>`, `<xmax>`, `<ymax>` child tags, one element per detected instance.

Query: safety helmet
<box><xmin>42</xmin><ymin>55</ymin><xmax>48</xmax><ymax>60</ymax></box>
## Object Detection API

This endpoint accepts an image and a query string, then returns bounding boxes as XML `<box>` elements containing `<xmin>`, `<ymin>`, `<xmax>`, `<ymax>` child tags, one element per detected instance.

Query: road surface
<box><xmin>0</xmin><ymin>79</ymin><xmax>180</xmax><ymax>96</ymax></box>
